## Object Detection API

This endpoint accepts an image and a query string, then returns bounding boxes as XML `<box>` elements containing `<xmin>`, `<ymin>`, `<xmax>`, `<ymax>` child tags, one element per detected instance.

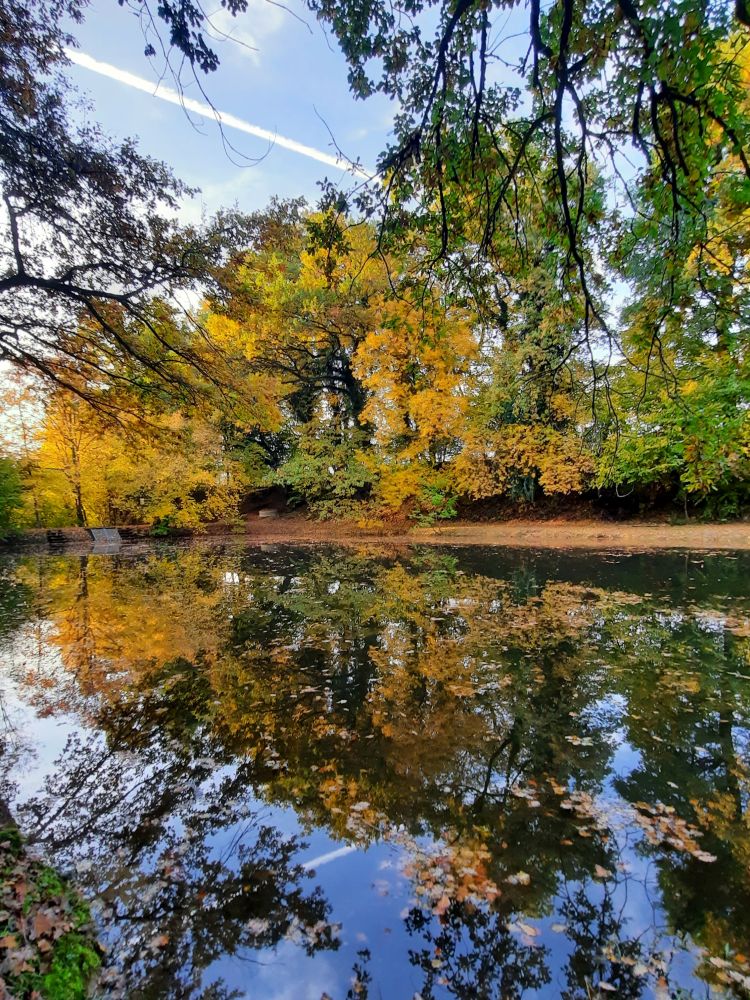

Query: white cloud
<box><xmin>239</xmin><ymin>944</ymin><xmax>342</xmax><ymax>1000</ymax></box>
<box><xmin>178</xmin><ymin>167</ymin><xmax>268</xmax><ymax>224</ymax></box>
<box><xmin>209</xmin><ymin>0</ymin><xmax>287</xmax><ymax>64</ymax></box>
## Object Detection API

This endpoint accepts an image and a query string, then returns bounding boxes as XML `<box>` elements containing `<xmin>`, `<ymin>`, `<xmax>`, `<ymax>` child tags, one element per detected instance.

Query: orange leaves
<box><xmin>30</xmin><ymin>911</ymin><xmax>55</xmax><ymax>939</ymax></box>
<box><xmin>402</xmin><ymin>834</ymin><xmax>501</xmax><ymax>916</ymax></box>
<box><xmin>353</xmin><ymin>289</ymin><xmax>479</xmax><ymax>464</ymax></box>
<box><xmin>452</xmin><ymin>424</ymin><xmax>594</xmax><ymax>501</ymax></box>
<box><xmin>633</xmin><ymin>802</ymin><xmax>718</xmax><ymax>863</ymax></box>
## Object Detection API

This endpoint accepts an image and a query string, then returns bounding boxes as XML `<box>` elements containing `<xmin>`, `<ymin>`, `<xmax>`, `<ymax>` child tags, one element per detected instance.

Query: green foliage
<box><xmin>150</xmin><ymin>515</ymin><xmax>176</xmax><ymax>537</ymax></box>
<box><xmin>599</xmin><ymin>355</ymin><xmax>750</xmax><ymax>512</ymax></box>
<box><xmin>0</xmin><ymin>456</ymin><xmax>22</xmax><ymax>539</ymax></box>
<box><xmin>0</xmin><ymin>826</ymin><xmax>100</xmax><ymax>999</ymax></box>
<box><xmin>41</xmin><ymin>931</ymin><xmax>101</xmax><ymax>1000</ymax></box>
<box><xmin>413</xmin><ymin>478</ymin><xmax>458</xmax><ymax>527</ymax></box>
<box><xmin>274</xmin><ymin>426</ymin><xmax>375</xmax><ymax>517</ymax></box>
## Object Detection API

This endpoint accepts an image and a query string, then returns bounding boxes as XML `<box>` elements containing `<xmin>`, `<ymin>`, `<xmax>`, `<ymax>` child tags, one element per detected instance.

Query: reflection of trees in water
<box><xmin>405</xmin><ymin>903</ymin><xmax>551</xmax><ymax>1000</ymax></box>
<box><xmin>557</xmin><ymin>885</ymin><xmax>647</xmax><ymax>1000</ymax></box>
<box><xmin>4</xmin><ymin>546</ymin><xmax>750</xmax><ymax>996</ymax></box>
<box><xmin>610</xmin><ymin>614</ymin><xmax>750</xmax><ymax>994</ymax></box>
<box><xmin>16</xmin><ymin>672</ymin><xmax>339</xmax><ymax>999</ymax></box>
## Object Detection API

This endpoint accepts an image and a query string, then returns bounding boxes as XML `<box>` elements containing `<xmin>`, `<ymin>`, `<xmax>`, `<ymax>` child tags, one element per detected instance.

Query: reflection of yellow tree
<box><xmin>205</xmin><ymin>560</ymin><xmax>621</xmax><ymax>912</ymax></box>
<box><xmin>15</xmin><ymin>552</ymin><xmax>248</xmax><ymax>711</ymax></box>
<box><xmin>11</xmin><ymin>547</ymin><xmax>750</xmax><ymax>996</ymax></box>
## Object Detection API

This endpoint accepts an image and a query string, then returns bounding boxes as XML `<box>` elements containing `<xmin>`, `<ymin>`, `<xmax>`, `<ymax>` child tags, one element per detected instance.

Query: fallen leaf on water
<box><xmin>516</xmin><ymin>922</ymin><xmax>540</xmax><ymax>937</ymax></box>
<box><xmin>506</xmin><ymin>871</ymin><xmax>531</xmax><ymax>886</ymax></box>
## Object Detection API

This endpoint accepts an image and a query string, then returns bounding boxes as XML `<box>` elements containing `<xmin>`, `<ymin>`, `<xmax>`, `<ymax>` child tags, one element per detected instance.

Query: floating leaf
<box><xmin>517</xmin><ymin>922</ymin><xmax>540</xmax><ymax>937</ymax></box>
<box><xmin>506</xmin><ymin>870</ymin><xmax>531</xmax><ymax>886</ymax></box>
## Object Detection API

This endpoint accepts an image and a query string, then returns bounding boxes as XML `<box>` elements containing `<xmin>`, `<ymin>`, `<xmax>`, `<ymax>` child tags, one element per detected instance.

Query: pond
<box><xmin>0</xmin><ymin>542</ymin><xmax>749</xmax><ymax>999</ymax></box>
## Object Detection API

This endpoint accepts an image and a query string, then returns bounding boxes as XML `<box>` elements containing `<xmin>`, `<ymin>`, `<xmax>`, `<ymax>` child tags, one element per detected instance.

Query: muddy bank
<box><xmin>4</xmin><ymin>515</ymin><xmax>750</xmax><ymax>554</ymax></box>
<box><xmin>239</xmin><ymin>514</ymin><xmax>750</xmax><ymax>551</ymax></box>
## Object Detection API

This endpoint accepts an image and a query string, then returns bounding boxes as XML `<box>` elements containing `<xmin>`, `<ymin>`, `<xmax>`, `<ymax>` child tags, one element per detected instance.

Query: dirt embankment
<box><xmin>240</xmin><ymin>513</ymin><xmax>750</xmax><ymax>551</ymax></box>
<box><xmin>6</xmin><ymin>515</ymin><xmax>750</xmax><ymax>553</ymax></box>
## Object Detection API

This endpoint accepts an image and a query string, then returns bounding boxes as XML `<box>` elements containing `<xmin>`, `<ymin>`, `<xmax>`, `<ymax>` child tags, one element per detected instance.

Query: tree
<box><xmin>207</xmin><ymin>204</ymin><xmax>378</xmax><ymax>426</ymax></box>
<box><xmin>595</xmin><ymin>41</ymin><xmax>750</xmax><ymax>512</ymax></box>
<box><xmin>17</xmin><ymin>379</ymin><xmax>248</xmax><ymax>529</ymax></box>
<box><xmin>0</xmin><ymin>382</ymin><xmax>46</xmax><ymax>527</ymax></box>
<box><xmin>138</xmin><ymin>1</ymin><xmax>750</xmax><ymax>371</ymax></box>
<box><xmin>0</xmin><ymin>0</ymin><xmax>236</xmax><ymax>407</ymax></box>
<box><xmin>33</xmin><ymin>389</ymin><xmax>108</xmax><ymax>526</ymax></box>
<box><xmin>102</xmin><ymin>412</ymin><xmax>249</xmax><ymax>530</ymax></box>
<box><xmin>0</xmin><ymin>454</ymin><xmax>22</xmax><ymax>537</ymax></box>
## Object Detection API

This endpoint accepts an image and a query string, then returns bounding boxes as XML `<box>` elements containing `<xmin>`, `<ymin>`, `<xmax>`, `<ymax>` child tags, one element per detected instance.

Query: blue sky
<box><xmin>65</xmin><ymin>0</ymin><xmax>397</xmax><ymax>219</ymax></box>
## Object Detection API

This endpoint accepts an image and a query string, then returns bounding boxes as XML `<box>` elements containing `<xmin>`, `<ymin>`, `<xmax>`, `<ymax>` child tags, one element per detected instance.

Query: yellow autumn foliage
<box><xmin>452</xmin><ymin>425</ymin><xmax>594</xmax><ymax>499</ymax></box>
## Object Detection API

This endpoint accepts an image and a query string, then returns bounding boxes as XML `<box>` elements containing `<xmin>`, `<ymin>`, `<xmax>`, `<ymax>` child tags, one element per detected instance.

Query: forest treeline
<box><xmin>1</xmin><ymin>1</ymin><xmax>750</xmax><ymax>535</ymax></box>
<box><xmin>1</xmin><ymin>187</ymin><xmax>748</xmax><ymax>535</ymax></box>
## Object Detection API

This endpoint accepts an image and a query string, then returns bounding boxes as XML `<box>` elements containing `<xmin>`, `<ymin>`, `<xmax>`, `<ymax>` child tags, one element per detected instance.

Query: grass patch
<box><xmin>0</xmin><ymin>825</ymin><xmax>100</xmax><ymax>998</ymax></box>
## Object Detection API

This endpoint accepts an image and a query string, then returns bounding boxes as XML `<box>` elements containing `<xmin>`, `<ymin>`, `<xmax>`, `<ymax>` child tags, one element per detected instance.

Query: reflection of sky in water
<box><xmin>0</xmin><ymin>639</ymin><xmax>94</xmax><ymax>801</ymax></box>
<box><xmin>0</xmin><ymin>544</ymin><xmax>748</xmax><ymax>997</ymax></box>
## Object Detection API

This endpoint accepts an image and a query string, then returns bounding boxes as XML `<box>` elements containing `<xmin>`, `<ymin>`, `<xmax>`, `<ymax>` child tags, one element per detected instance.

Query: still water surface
<box><xmin>0</xmin><ymin>543</ymin><xmax>749</xmax><ymax>999</ymax></box>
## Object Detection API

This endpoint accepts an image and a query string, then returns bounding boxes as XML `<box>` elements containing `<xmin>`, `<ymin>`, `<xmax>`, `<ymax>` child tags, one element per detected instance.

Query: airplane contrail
<box><xmin>65</xmin><ymin>49</ymin><xmax>375</xmax><ymax>181</ymax></box>
<box><xmin>301</xmin><ymin>845</ymin><xmax>357</xmax><ymax>870</ymax></box>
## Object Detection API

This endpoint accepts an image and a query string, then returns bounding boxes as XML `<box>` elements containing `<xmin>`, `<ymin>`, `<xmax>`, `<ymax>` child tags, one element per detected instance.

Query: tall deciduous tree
<box><xmin>139</xmin><ymin>1</ymin><xmax>750</xmax><ymax>365</ymax></box>
<box><xmin>0</xmin><ymin>0</ymin><xmax>236</xmax><ymax>407</ymax></box>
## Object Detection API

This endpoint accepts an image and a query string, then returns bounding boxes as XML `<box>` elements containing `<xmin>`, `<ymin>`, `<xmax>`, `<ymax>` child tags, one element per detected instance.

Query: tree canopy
<box><xmin>138</xmin><ymin>0</ymin><xmax>750</xmax><ymax>359</ymax></box>
<box><xmin>0</xmin><ymin>1</ymin><xmax>749</xmax><ymax>526</ymax></box>
<box><xmin>0</xmin><ymin>0</ymin><xmax>243</xmax><ymax>410</ymax></box>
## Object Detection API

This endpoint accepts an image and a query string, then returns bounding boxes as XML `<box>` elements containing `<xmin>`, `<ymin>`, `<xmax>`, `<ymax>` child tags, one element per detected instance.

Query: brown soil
<box><xmin>7</xmin><ymin>514</ymin><xmax>750</xmax><ymax>553</ymax></box>
<box><xmin>240</xmin><ymin>513</ymin><xmax>750</xmax><ymax>551</ymax></box>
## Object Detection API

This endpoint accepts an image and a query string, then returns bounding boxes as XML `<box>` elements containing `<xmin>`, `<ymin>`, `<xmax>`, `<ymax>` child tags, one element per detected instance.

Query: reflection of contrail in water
<box><xmin>65</xmin><ymin>49</ymin><xmax>375</xmax><ymax>181</ymax></box>
<box><xmin>301</xmin><ymin>845</ymin><xmax>357</xmax><ymax>870</ymax></box>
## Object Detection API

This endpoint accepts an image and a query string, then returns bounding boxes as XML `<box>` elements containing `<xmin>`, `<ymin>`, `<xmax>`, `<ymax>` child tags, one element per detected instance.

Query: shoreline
<box><xmin>240</xmin><ymin>516</ymin><xmax>750</xmax><ymax>551</ymax></box>
<box><xmin>4</xmin><ymin>516</ymin><xmax>750</xmax><ymax>554</ymax></box>
<box><xmin>406</xmin><ymin>519</ymin><xmax>750</xmax><ymax>550</ymax></box>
